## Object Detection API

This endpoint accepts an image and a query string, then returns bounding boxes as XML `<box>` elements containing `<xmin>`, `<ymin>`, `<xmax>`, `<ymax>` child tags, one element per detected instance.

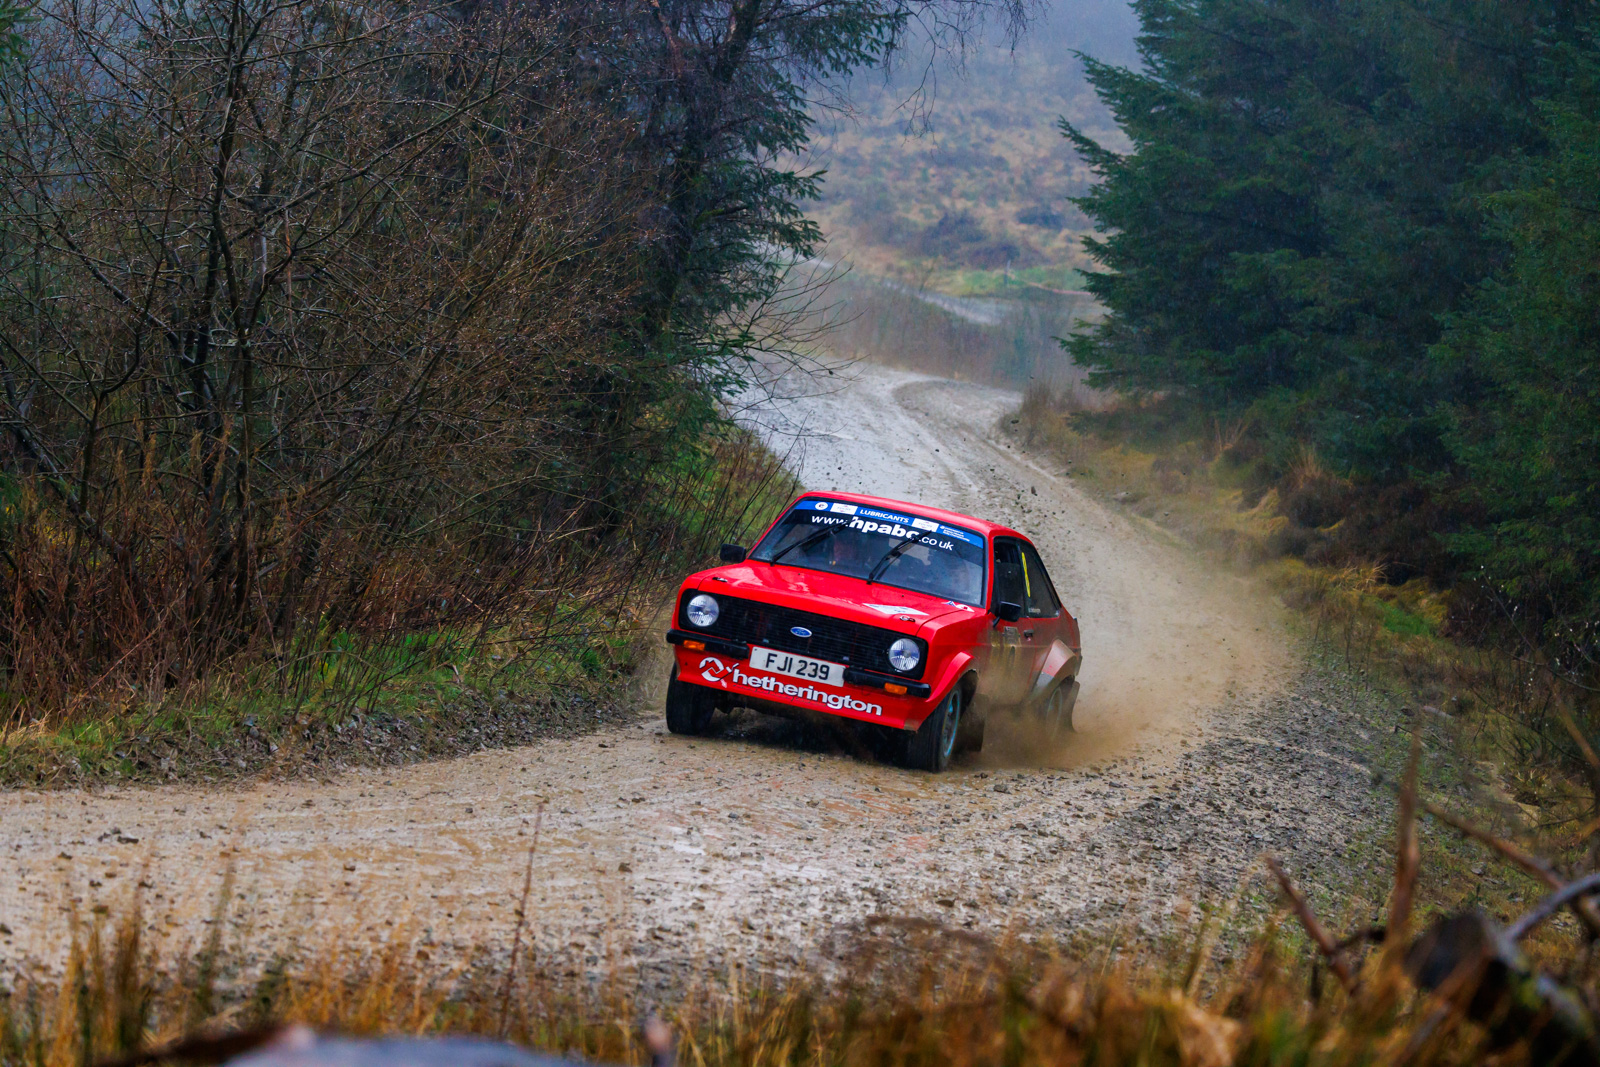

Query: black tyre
<box><xmin>904</xmin><ymin>687</ymin><xmax>963</xmax><ymax>772</ymax></box>
<box><xmin>665</xmin><ymin>665</ymin><xmax>718</xmax><ymax>735</ymax></box>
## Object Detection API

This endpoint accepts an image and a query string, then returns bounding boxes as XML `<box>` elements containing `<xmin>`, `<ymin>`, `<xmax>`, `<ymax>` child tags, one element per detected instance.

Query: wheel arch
<box><xmin>956</xmin><ymin>668</ymin><xmax>980</xmax><ymax>709</ymax></box>
<box><xmin>1026</xmin><ymin>639</ymin><xmax>1082</xmax><ymax>708</ymax></box>
<box><xmin>924</xmin><ymin>650</ymin><xmax>977</xmax><ymax>705</ymax></box>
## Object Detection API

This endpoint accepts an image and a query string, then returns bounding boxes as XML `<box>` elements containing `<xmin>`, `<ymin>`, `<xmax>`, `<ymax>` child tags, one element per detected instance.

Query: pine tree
<box><xmin>1436</xmin><ymin>63</ymin><xmax>1600</xmax><ymax>652</ymax></box>
<box><xmin>1063</xmin><ymin>0</ymin><xmax>1578</xmax><ymax>481</ymax></box>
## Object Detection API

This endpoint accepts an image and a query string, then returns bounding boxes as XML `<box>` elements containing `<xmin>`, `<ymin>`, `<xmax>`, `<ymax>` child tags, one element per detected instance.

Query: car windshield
<box><xmin>750</xmin><ymin>499</ymin><xmax>987</xmax><ymax>606</ymax></box>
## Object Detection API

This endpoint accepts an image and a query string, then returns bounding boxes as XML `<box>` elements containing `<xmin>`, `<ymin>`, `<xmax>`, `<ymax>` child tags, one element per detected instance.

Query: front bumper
<box><xmin>667</xmin><ymin>633</ymin><xmax>936</xmax><ymax>730</ymax></box>
<box><xmin>665</xmin><ymin>628</ymin><xmax>749</xmax><ymax>660</ymax></box>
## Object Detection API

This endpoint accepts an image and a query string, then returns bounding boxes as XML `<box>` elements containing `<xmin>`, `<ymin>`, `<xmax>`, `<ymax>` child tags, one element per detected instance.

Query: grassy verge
<box><xmin>0</xmin><ymin>433</ymin><xmax>800</xmax><ymax>789</ymax></box>
<box><xmin>1007</xmin><ymin>387</ymin><xmax>1600</xmax><ymax>877</ymax></box>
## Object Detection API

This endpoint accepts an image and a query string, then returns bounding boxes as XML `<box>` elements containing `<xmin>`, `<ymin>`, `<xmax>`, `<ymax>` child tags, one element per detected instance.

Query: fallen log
<box><xmin>1406</xmin><ymin>910</ymin><xmax>1600</xmax><ymax>1067</ymax></box>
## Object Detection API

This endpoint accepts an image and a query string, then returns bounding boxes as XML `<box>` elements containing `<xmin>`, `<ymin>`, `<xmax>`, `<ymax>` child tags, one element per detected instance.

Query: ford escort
<box><xmin>663</xmin><ymin>492</ymin><xmax>1081</xmax><ymax>771</ymax></box>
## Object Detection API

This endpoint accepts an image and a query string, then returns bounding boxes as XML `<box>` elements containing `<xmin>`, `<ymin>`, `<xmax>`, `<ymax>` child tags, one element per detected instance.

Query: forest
<box><xmin>0</xmin><ymin>0</ymin><xmax>1023</xmax><ymax>734</ymax></box>
<box><xmin>9</xmin><ymin>5</ymin><xmax>1600</xmax><ymax>1066</ymax></box>
<box><xmin>1064</xmin><ymin>0</ymin><xmax>1600</xmax><ymax>694</ymax></box>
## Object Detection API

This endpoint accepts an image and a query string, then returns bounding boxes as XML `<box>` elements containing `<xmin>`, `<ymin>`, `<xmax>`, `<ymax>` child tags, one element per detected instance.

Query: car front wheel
<box><xmin>904</xmin><ymin>687</ymin><xmax>963</xmax><ymax>772</ymax></box>
<box><xmin>665</xmin><ymin>665</ymin><xmax>718</xmax><ymax>735</ymax></box>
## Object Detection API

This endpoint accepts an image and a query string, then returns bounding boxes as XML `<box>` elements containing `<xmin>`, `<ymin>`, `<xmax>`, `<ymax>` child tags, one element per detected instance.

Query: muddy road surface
<box><xmin>2</xmin><ymin>364</ymin><xmax>1394</xmax><ymax>987</ymax></box>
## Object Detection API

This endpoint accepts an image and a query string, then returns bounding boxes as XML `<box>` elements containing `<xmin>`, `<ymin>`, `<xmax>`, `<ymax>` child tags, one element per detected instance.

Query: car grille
<box><xmin>679</xmin><ymin>592</ymin><xmax>926</xmax><ymax>679</ymax></box>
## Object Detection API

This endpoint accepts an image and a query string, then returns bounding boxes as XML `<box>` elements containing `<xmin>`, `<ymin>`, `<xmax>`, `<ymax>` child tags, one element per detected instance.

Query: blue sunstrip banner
<box><xmin>795</xmin><ymin>498</ymin><xmax>985</xmax><ymax>548</ymax></box>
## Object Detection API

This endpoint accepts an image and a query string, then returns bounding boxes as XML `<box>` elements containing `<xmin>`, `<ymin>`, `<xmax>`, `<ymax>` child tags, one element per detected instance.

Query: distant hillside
<box><xmin>804</xmin><ymin>0</ymin><xmax>1137</xmax><ymax>284</ymax></box>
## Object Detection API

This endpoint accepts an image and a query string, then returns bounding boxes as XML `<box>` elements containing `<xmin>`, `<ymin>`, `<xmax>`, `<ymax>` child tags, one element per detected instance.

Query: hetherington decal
<box><xmin>728</xmin><ymin>667</ymin><xmax>885</xmax><ymax>715</ymax></box>
<box><xmin>698</xmin><ymin>655</ymin><xmax>885</xmax><ymax>716</ymax></box>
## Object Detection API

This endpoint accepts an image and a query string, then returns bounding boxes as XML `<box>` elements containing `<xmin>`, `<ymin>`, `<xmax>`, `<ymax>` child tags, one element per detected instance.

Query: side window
<box><xmin>1018</xmin><ymin>542</ymin><xmax>1061</xmax><ymax>618</ymax></box>
<box><xmin>991</xmin><ymin>539</ymin><xmax>1026</xmax><ymax>611</ymax></box>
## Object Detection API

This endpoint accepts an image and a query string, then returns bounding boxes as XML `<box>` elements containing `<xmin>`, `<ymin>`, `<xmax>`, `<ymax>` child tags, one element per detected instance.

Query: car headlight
<box><xmin>685</xmin><ymin>594</ymin><xmax>720</xmax><ymax>628</ymax></box>
<box><xmin>887</xmin><ymin>637</ymin><xmax>921</xmax><ymax>673</ymax></box>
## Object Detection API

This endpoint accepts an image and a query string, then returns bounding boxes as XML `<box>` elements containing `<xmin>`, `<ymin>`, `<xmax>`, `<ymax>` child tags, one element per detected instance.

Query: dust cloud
<box><xmin>738</xmin><ymin>362</ymin><xmax>1293</xmax><ymax>772</ymax></box>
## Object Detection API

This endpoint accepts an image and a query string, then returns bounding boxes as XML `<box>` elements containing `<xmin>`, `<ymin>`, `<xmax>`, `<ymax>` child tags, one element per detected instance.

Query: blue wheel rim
<box><xmin>939</xmin><ymin>691</ymin><xmax>961</xmax><ymax>761</ymax></box>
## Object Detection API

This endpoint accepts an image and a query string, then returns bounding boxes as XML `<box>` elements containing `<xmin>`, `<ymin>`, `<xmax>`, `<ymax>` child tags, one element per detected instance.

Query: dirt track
<box><xmin>0</xmin><ymin>364</ymin><xmax>1395</xmax><ymax>986</ymax></box>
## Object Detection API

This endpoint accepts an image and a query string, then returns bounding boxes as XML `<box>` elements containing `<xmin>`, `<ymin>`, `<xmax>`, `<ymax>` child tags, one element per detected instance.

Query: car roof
<box><xmin>786</xmin><ymin>491</ymin><xmax>1026</xmax><ymax>541</ymax></box>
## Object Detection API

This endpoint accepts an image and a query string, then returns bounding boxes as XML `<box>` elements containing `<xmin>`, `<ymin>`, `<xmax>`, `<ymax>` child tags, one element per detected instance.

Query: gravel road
<box><xmin>1</xmin><ymin>364</ymin><xmax>1397</xmax><ymax>987</ymax></box>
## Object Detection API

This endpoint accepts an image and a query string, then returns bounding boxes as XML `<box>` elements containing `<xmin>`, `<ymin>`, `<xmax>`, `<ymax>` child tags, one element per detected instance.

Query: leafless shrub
<box><xmin>0</xmin><ymin>0</ymin><xmax>776</xmax><ymax>724</ymax></box>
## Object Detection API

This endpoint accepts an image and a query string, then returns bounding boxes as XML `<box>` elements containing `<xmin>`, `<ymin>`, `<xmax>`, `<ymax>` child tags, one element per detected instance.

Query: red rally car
<box><xmin>663</xmin><ymin>492</ymin><xmax>1082</xmax><ymax>771</ymax></box>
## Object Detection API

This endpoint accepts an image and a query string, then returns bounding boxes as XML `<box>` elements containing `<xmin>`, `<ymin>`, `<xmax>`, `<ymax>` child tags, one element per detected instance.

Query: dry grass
<box><xmin>800</xmin><ymin>12</ymin><xmax>1132</xmax><ymax>281</ymax></box>
<box><xmin>3</xmin><ymin>848</ymin><xmax>1593</xmax><ymax>1067</ymax></box>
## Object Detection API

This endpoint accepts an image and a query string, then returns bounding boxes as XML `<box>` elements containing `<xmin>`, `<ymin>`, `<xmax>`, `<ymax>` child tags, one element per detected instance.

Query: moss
<box><xmin>1373</xmin><ymin>598</ymin><xmax>1437</xmax><ymax>638</ymax></box>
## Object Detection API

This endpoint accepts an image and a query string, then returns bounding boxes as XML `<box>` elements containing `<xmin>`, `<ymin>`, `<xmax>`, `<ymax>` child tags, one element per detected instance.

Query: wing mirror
<box><xmin>994</xmin><ymin>601</ymin><xmax>1023</xmax><ymax>623</ymax></box>
<box><xmin>719</xmin><ymin>543</ymin><xmax>748</xmax><ymax>564</ymax></box>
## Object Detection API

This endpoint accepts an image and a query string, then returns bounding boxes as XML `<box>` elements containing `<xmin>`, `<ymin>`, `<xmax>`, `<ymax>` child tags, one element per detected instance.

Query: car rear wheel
<box><xmin>1041</xmin><ymin>679</ymin><xmax>1079</xmax><ymax>740</ymax></box>
<box><xmin>904</xmin><ymin>687</ymin><xmax>962</xmax><ymax>772</ymax></box>
<box><xmin>665</xmin><ymin>665</ymin><xmax>718</xmax><ymax>735</ymax></box>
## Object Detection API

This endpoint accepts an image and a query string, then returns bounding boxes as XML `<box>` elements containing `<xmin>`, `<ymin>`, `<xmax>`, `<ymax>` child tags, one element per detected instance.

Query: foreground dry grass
<box><xmin>0</xmin><ymin>911</ymin><xmax>1451</xmax><ymax>1067</ymax></box>
<box><xmin>5</xmin><ymin>825</ymin><xmax>1597</xmax><ymax>1067</ymax></box>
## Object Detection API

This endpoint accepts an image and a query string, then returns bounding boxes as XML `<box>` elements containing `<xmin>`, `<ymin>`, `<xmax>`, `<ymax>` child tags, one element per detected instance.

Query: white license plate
<box><xmin>748</xmin><ymin>646</ymin><xmax>844</xmax><ymax>686</ymax></box>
